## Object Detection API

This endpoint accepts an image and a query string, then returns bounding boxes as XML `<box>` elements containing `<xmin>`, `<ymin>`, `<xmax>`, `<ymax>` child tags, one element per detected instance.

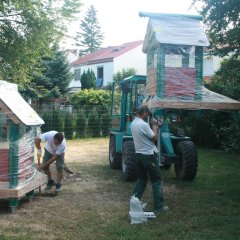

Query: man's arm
<box><xmin>39</xmin><ymin>154</ymin><xmax>58</xmax><ymax>170</ymax></box>
<box><xmin>35</xmin><ymin>137</ymin><xmax>43</xmax><ymax>158</ymax></box>
<box><xmin>34</xmin><ymin>137</ymin><xmax>41</xmax><ymax>149</ymax></box>
<box><xmin>152</xmin><ymin>124</ymin><xmax>159</xmax><ymax>142</ymax></box>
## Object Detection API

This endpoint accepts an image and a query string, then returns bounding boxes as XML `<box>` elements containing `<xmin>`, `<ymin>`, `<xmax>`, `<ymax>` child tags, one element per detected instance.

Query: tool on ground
<box><xmin>37</xmin><ymin>155</ymin><xmax>42</xmax><ymax>195</ymax></box>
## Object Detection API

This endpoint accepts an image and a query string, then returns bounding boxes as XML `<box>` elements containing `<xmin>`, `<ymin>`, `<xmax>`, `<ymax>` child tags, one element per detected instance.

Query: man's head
<box><xmin>137</xmin><ymin>105</ymin><xmax>151</xmax><ymax>121</ymax></box>
<box><xmin>53</xmin><ymin>132</ymin><xmax>64</xmax><ymax>145</ymax></box>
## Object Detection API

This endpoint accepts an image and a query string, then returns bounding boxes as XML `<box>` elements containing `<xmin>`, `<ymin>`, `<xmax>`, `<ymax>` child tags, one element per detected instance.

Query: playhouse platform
<box><xmin>0</xmin><ymin>171</ymin><xmax>47</xmax><ymax>199</ymax></box>
<box><xmin>145</xmin><ymin>87</ymin><xmax>240</xmax><ymax>110</ymax></box>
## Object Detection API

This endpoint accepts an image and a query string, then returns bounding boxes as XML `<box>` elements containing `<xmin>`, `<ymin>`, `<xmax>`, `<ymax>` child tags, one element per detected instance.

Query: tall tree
<box><xmin>80</xmin><ymin>69</ymin><xmax>96</xmax><ymax>89</ymax></box>
<box><xmin>193</xmin><ymin>0</ymin><xmax>240</xmax><ymax>57</ymax></box>
<box><xmin>20</xmin><ymin>47</ymin><xmax>73</xmax><ymax>99</ymax></box>
<box><xmin>76</xmin><ymin>5</ymin><xmax>103</xmax><ymax>55</ymax></box>
<box><xmin>113</xmin><ymin>68</ymin><xmax>137</xmax><ymax>82</ymax></box>
<box><xmin>0</xmin><ymin>0</ymin><xmax>81</xmax><ymax>84</ymax></box>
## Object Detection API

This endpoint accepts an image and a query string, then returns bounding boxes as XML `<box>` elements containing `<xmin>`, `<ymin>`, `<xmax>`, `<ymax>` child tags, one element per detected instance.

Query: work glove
<box><xmin>37</xmin><ymin>148</ymin><xmax>42</xmax><ymax>158</ymax></box>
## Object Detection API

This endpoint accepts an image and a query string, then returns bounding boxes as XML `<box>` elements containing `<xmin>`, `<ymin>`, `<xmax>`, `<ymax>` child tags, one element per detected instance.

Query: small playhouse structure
<box><xmin>140</xmin><ymin>12</ymin><xmax>240</xmax><ymax>110</ymax></box>
<box><xmin>0</xmin><ymin>80</ymin><xmax>47</xmax><ymax>212</ymax></box>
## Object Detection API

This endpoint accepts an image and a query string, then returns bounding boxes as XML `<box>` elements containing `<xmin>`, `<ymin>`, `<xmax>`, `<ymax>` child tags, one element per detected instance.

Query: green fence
<box><xmin>38</xmin><ymin>105</ymin><xmax>110</xmax><ymax>140</ymax></box>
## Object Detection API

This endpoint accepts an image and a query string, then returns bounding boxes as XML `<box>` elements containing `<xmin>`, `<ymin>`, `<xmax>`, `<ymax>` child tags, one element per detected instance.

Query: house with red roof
<box><xmin>69</xmin><ymin>40</ymin><xmax>146</xmax><ymax>91</ymax></box>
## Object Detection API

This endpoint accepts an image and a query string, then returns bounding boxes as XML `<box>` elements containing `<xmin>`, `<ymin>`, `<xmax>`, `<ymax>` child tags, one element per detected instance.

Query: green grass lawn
<box><xmin>0</xmin><ymin>139</ymin><xmax>239</xmax><ymax>240</ymax></box>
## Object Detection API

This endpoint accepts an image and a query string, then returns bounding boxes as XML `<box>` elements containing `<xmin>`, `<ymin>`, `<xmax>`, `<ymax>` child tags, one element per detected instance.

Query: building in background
<box><xmin>69</xmin><ymin>40</ymin><xmax>146</xmax><ymax>91</ymax></box>
<box><xmin>203</xmin><ymin>52</ymin><xmax>222</xmax><ymax>83</ymax></box>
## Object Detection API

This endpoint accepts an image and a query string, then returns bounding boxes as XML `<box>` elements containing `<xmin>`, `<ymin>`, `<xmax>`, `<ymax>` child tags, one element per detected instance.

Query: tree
<box><xmin>20</xmin><ymin>47</ymin><xmax>73</xmax><ymax>99</ymax></box>
<box><xmin>80</xmin><ymin>69</ymin><xmax>96</xmax><ymax>89</ymax></box>
<box><xmin>206</xmin><ymin>57</ymin><xmax>240</xmax><ymax>100</ymax></box>
<box><xmin>193</xmin><ymin>0</ymin><xmax>240</xmax><ymax>57</ymax></box>
<box><xmin>76</xmin><ymin>5</ymin><xmax>103</xmax><ymax>55</ymax></box>
<box><xmin>113</xmin><ymin>68</ymin><xmax>137</xmax><ymax>82</ymax></box>
<box><xmin>0</xmin><ymin>0</ymin><xmax>81</xmax><ymax>84</ymax></box>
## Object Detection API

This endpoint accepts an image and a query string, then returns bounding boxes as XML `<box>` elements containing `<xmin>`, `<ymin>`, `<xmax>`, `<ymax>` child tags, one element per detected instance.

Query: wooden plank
<box><xmin>0</xmin><ymin>171</ymin><xmax>47</xmax><ymax>199</ymax></box>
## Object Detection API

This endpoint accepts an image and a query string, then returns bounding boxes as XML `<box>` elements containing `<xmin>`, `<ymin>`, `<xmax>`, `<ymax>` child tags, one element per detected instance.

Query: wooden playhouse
<box><xmin>140</xmin><ymin>12</ymin><xmax>240</xmax><ymax>110</ymax></box>
<box><xmin>0</xmin><ymin>81</ymin><xmax>47</xmax><ymax>212</ymax></box>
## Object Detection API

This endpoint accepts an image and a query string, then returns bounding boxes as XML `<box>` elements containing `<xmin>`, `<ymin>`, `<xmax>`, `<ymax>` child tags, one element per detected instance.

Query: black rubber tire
<box><xmin>109</xmin><ymin>135</ymin><xmax>121</xmax><ymax>169</ymax></box>
<box><xmin>161</xmin><ymin>164</ymin><xmax>172</xmax><ymax>170</ymax></box>
<box><xmin>122</xmin><ymin>140</ymin><xmax>137</xmax><ymax>181</ymax></box>
<box><xmin>174</xmin><ymin>141</ymin><xmax>198</xmax><ymax>180</ymax></box>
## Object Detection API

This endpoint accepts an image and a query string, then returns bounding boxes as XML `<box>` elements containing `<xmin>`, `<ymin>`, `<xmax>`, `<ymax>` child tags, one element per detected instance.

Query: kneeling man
<box><xmin>35</xmin><ymin>131</ymin><xmax>66</xmax><ymax>192</ymax></box>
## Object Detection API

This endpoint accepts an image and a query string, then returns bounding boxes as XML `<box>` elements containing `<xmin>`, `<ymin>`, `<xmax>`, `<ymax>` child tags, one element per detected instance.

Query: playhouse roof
<box><xmin>142</xmin><ymin>14</ymin><xmax>210</xmax><ymax>52</ymax></box>
<box><xmin>0</xmin><ymin>81</ymin><xmax>44</xmax><ymax>126</ymax></box>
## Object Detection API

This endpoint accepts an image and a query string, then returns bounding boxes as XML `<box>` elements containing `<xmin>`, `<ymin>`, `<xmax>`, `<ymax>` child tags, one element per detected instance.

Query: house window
<box><xmin>96</xmin><ymin>67</ymin><xmax>104</xmax><ymax>88</ymax></box>
<box><xmin>74</xmin><ymin>69</ymin><xmax>81</xmax><ymax>81</ymax></box>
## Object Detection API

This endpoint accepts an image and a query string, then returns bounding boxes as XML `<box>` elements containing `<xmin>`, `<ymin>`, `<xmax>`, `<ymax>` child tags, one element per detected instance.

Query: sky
<box><xmin>62</xmin><ymin>0</ymin><xmax>201</xmax><ymax>49</ymax></box>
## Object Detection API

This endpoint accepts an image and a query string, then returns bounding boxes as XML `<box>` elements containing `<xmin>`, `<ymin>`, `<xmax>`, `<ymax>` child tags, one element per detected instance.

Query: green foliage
<box><xmin>71</xmin><ymin>89</ymin><xmax>111</xmax><ymax>111</ymax></box>
<box><xmin>75</xmin><ymin>5</ymin><xmax>103</xmax><ymax>55</ymax></box>
<box><xmin>206</xmin><ymin>57</ymin><xmax>240</xmax><ymax>100</ymax></box>
<box><xmin>101</xmin><ymin>113</ymin><xmax>110</xmax><ymax>137</ymax></box>
<box><xmin>20</xmin><ymin>47</ymin><xmax>73</xmax><ymax>99</ymax></box>
<box><xmin>88</xmin><ymin>108</ymin><xmax>101</xmax><ymax>137</ymax></box>
<box><xmin>52</xmin><ymin>108</ymin><xmax>64</xmax><ymax>132</ymax></box>
<box><xmin>113</xmin><ymin>68</ymin><xmax>137</xmax><ymax>82</ymax></box>
<box><xmin>0</xmin><ymin>0</ymin><xmax>81</xmax><ymax>84</ymax></box>
<box><xmin>194</xmin><ymin>0</ymin><xmax>240</xmax><ymax>57</ymax></box>
<box><xmin>75</xmin><ymin>110</ymin><xmax>87</xmax><ymax>138</ymax></box>
<box><xmin>41</xmin><ymin>112</ymin><xmax>53</xmax><ymax>133</ymax></box>
<box><xmin>64</xmin><ymin>111</ymin><xmax>74</xmax><ymax>139</ymax></box>
<box><xmin>40</xmin><ymin>109</ymin><xmax>64</xmax><ymax>133</ymax></box>
<box><xmin>80</xmin><ymin>69</ymin><xmax>96</xmax><ymax>90</ymax></box>
<box><xmin>179</xmin><ymin>110</ymin><xmax>240</xmax><ymax>153</ymax></box>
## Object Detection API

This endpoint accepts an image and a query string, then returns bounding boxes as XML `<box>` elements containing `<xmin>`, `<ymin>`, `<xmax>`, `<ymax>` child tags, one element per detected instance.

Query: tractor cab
<box><xmin>110</xmin><ymin>75</ymin><xmax>146</xmax><ymax>135</ymax></box>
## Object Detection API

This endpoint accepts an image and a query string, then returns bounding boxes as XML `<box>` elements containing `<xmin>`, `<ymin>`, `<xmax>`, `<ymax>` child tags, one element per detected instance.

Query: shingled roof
<box><xmin>71</xmin><ymin>40</ymin><xmax>143</xmax><ymax>66</ymax></box>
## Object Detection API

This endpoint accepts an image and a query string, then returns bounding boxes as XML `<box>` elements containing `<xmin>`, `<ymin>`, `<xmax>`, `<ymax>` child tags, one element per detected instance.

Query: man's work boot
<box><xmin>55</xmin><ymin>183</ymin><xmax>62</xmax><ymax>193</ymax></box>
<box><xmin>45</xmin><ymin>179</ymin><xmax>55</xmax><ymax>190</ymax></box>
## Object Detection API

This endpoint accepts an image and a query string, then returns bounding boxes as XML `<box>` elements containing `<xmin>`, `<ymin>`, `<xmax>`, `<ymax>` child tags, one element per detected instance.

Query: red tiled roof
<box><xmin>71</xmin><ymin>40</ymin><xmax>143</xmax><ymax>66</ymax></box>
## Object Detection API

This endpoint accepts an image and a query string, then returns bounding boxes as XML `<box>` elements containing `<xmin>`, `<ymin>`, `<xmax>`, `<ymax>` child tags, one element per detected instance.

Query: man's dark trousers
<box><xmin>133</xmin><ymin>153</ymin><xmax>164</xmax><ymax>210</ymax></box>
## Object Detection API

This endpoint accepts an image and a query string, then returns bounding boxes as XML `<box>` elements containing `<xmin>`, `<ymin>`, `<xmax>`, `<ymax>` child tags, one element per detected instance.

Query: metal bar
<box><xmin>139</xmin><ymin>12</ymin><xmax>203</xmax><ymax>21</ymax></box>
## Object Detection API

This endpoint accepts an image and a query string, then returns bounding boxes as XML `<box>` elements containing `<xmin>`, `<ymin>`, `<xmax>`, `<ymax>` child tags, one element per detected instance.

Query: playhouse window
<box><xmin>164</xmin><ymin>46</ymin><xmax>195</xmax><ymax>68</ymax></box>
<box><xmin>0</xmin><ymin>111</ymin><xmax>8</xmax><ymax>141</ymax></box>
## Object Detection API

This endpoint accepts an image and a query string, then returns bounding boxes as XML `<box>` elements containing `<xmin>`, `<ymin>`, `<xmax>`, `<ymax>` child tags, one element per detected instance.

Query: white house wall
<box><xmin>114</xmin><ymin>45</ymin><xmax>146</xmax><ymax>75</ymax></box>
<box><xmin>203</xmin><ymin>55</ymin><xmax>222</xmax><ymax>77</ymax></box>
<box><xmin>80</xmin><ymin>61</ymin><xmax>114</xmax><ymax>87</ymax></box>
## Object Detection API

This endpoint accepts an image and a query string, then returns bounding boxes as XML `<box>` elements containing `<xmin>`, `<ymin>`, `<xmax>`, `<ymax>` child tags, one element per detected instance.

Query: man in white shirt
<box><xmin>131</xmin><ymin>105</ymin><xmax>168</xmax><ymax>213</ymax></box>
<box><xmin>35</xmin><ymin>131</ymin><xmax>66</xmax><ymax>192</ymax></box>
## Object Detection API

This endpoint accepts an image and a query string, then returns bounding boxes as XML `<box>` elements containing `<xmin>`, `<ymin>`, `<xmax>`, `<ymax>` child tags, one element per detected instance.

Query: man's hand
<box><xmin>151</xmin><ymin>118</ymin><xmax>158</xmax><ymax>126</ymax></box>
<box><xmin>36</xmin><ymin>162</ymin><xmax>48</xmax><ymax>171</ymax></box>
<box><xmin>37</xmin><ymin>148</ymin><xmax>42</xmax><ymax>158</ymax></box>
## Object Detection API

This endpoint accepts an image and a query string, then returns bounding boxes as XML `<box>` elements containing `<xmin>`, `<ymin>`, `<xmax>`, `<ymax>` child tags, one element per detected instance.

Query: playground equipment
<box><xmin>109</xmin><ymin>13</ymin><xmax>240</xmax><ymax>181</ymax></box>
<box><xmin>0</xmin><ymin>81</ymin><xmax>47</xmax><ymax>212</ymax></box>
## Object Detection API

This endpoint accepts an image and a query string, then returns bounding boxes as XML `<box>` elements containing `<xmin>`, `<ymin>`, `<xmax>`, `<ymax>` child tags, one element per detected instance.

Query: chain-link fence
<box><xmin>35</xmin><ymin>105</ymin><xmax>111</xmax><ymax>139</ymax></box>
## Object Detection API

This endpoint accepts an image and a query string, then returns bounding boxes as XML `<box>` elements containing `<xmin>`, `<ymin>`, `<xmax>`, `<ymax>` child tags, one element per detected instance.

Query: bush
<box><xmin>101</xmin><ymin>112</ymin><xmax>110</xmax><ymax>137</ymax></box>
<box><xmin>88</xmin><ymin>108</ymin><xmax>101</xmax><ymax>137</ymax></box>
<box><xmin>41</xmin><ymin>111</ymin><xmax>52</xmax><ymax>133</ymax></box>
<box><xmin>64</xmin><ymin>111</ymin><xmax>74</xmax><ymax>139</ymax></box>
<box><xmin>70</xmin><ymin>89</ymin><xmax>111</xmax><ymax>111</ymax></box>
<box><xmin>52</xmin><ymin>108</ymin><xmax>63</xmax><ymax>132</ymax></box>
<box><xmin>81</xmin><ymin>69</ymin><xmax>96</xmax><ymax>89</ymax></box>
<box><xmin>75</xmin><ymin>110</ymin><xmax>87</xmax><ymax>138</ymax></box>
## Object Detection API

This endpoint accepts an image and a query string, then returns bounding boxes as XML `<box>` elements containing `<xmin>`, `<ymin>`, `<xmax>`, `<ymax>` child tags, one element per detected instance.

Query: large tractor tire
<box><xmin>122</xmin><ymin>140</ymin><xmax>137</xmax><ymax>181</ymax></box>
<box><xmin>174</xmin><ymin>141</ymin><xmax>198</xmax><ymax>180</ymax></box>
<box><xmin>109</xmin><ymin>135</ymin><xmax>121</xmax><ymax>169</ymax></box>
